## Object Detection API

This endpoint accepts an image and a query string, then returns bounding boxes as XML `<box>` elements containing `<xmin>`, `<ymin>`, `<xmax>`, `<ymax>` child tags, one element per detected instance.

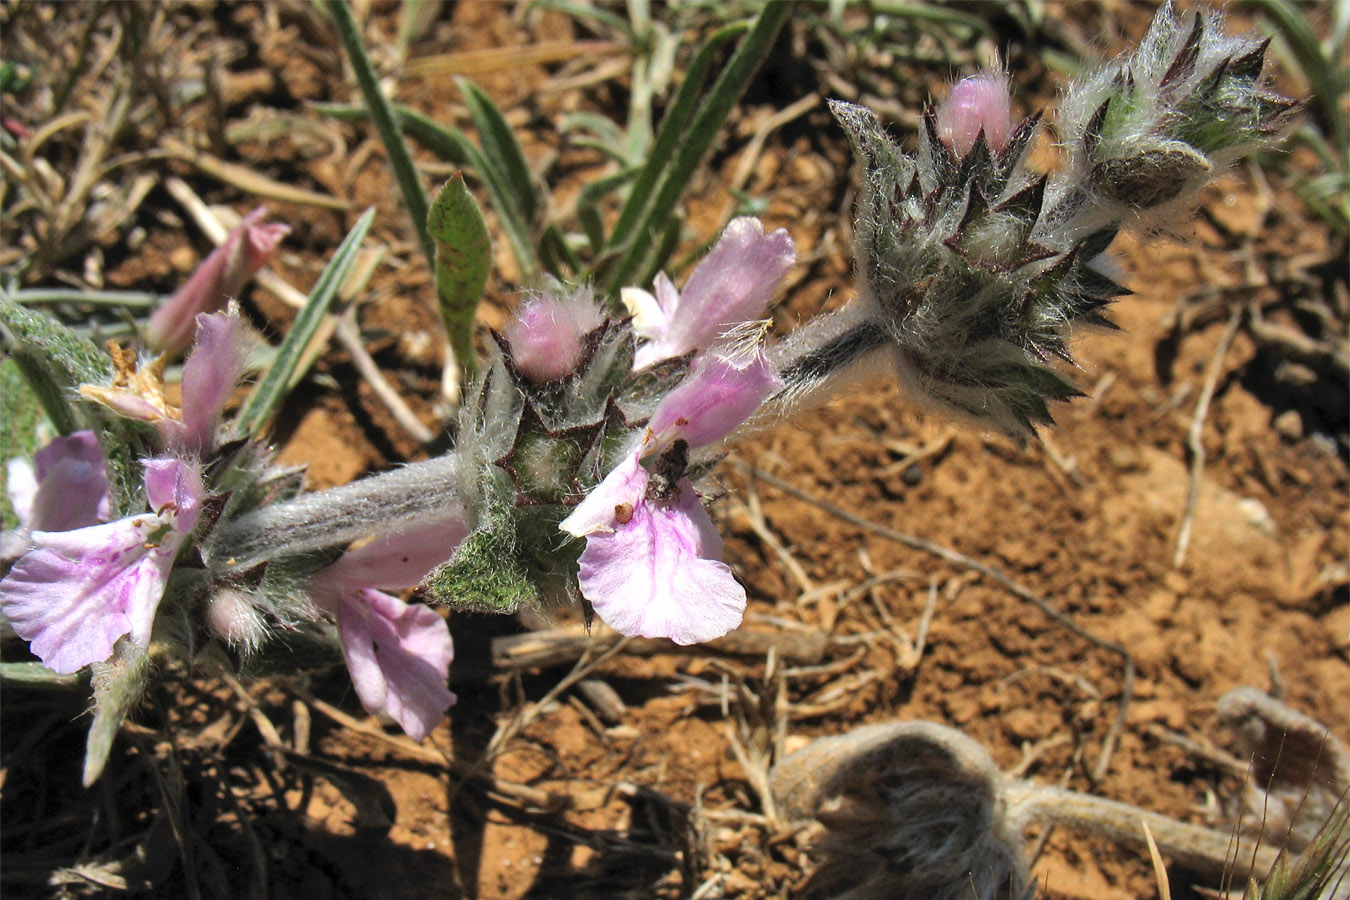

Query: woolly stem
<box><xmin>203</xmin><ymin>450</ymin><xmax>476</xmax><ymax>573</ymax></box>
<box><xmin>759</xmin><ymin>296</ymin><xmax>897</xmax><ymax>422</ymax></box>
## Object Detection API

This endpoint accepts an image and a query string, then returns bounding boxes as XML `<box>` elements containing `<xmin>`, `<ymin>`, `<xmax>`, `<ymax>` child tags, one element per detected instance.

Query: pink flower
<box><xmin>622</xmin><ymin>217</ymin><xmax>795</xmax><ymax>370</ymax></box>
<box><xmin>935</xmin><ymin>74</ymin><xmax>1013</xmax><ymax>157</ymax></box>
<box><xmin>146</xmin><ymin>207</ymin><xmax>289</xmax><ymax>355</ymax></box>
<box><xmin>501</xmin><ymin>291</ymin><xmax>604</xmax><ymax>383</ymax></box>
<box><xmin>559</xmin><ymin>346</ymin><xmax>779</xmax><ymax>644</ymax></box>
<box><xmin>6</xmin><ymin>431</ymin><xmax>110</xmax><ymax>538</ymax></box>
<box><xmin>306</xmin><ymin>516</ymin><xmax>468</xmax><ymax>740</ymax></box>
<box><xmin>0</xmin><ymin>458</ymin><xmax>204</xmax><ymax>674</ymax></box>
<box><xmin>648</xmin><ymin>348</ymin><xmax>781</xmax><ymax>449</ymax></box>
<box><xmin>161</xmin><ymin>308</ymin><xmax>253</xmax><ymax>455</ymax></box>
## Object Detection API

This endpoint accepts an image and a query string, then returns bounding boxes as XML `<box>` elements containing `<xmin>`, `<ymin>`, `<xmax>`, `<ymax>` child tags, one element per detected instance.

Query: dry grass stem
<box><xmin>1174</xmin><ymin>307</ymin><xmax>1243</xmax><ymax>567</ymax></box>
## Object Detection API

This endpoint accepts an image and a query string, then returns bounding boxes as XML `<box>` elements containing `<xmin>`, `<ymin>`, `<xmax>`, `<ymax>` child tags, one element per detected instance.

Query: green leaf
<box><xmin>0</xmin><ymin>357</ymin><xmax>46</xmax><ymax>530</ymax></box>
<box><xmin>0</xmin><ymin>661</ymin><xmax>85</xmax><ymax>690</ymax></box>
<box><xmin>84</xmin><ymin>643</ymin><xmax>151</xmax><ymax>786</ymax></box>
<box><xmin>429</xmin><ymin>173</ymin><xmax>492</xmax><ymax>381</ymax></box>
<box><xmin>0</xmin><ymin>289</ymin><xmax>146</xmax><ymax>514</ymax></box>
<box><xmin>0</xmin><ymin>287</ymin><xmax>111</xmax><ymax>436</ymax></box>
<box><xmin>421</xmin><ymin>514</ymin><xmax>539</xmax><ymax>615</ymax></box>
<box><xmin>235</xmin><ymin>207</ymin><xmax>377</xmax><ymax>437</ymax></box>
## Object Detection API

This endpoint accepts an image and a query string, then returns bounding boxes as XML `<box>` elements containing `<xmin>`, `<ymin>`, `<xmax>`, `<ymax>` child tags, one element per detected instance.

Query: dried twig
<box><xmin>1173</xmin><ymin>308</ymin><xmax>1242</xmax><ymax>567</ymax></box>
<box><xmin>491</xmin><ymin>622</ymin><xmax>828</xmax><ymax>671</ymax></box>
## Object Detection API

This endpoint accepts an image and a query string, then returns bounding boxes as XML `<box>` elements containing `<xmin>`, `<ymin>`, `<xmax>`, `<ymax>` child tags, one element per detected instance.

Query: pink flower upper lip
<box><xmin>622</xmin><ymin>217</ymin><xmax>795</xmax><ymax>370</ymax></box>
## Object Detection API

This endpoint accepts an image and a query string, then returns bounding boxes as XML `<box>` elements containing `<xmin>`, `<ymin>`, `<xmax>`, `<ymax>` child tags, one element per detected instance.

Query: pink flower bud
<box><xmin>936</xmin><ymin>75</ymin><xmax>1013</xmax><ymax>157</ymax></box>
<box><xmin>501</xmin><ymin>292</ymin><xmax>604</xmax><ymax>383</ymax></box>
<box><xmin>146</xmin><ymin>207</ymin><xmax>289</xmax><ymax>355</ymax></box>
<box><xmin>205</xmin><ymin>588</ymin><xmax>268</xmax><ymax>653</ymax></box>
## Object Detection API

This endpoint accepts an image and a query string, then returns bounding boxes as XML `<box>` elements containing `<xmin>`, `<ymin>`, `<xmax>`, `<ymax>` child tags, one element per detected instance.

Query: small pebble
<box><xmin>1273</xmin><ymin>409</ymin><xmax>1303</xmax><ymax>441</ymax></box>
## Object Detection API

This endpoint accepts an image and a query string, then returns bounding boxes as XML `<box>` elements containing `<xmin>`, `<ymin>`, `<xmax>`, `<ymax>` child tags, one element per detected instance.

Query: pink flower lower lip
<box><xmin>0</xmin><ymin>458</ymin><xmax>204</xmax><ymax>674</ymax></box>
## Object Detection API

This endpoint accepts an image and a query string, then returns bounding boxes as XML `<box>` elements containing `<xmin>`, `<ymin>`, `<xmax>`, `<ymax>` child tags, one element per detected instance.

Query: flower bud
<box><xmin>146</xmin><ymin>207</ymin><xmax>289</xmax><ymax>355</ymax></box>
<box><xmin>501</xmin><ymin>292</ymin><xmax>604</xmax><ymax>383</ymax></box>
<box><xmin>205</xmin><ymin>588</ymin><xmax>268</xmax><ymax>653</ymax></box>
<box><xmin>936</xmin><ymin>75</ymin><xmax>1012</xmax><ymax>157</ymax></box>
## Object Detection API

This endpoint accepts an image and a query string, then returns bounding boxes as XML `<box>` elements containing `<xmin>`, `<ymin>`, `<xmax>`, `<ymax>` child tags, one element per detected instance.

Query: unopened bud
<box><xmin>936</xmin><ymin>75</ymin><xmax>1012</xmax><ymax>157</ymax></box>
<box><xmin>205</xmin><ymin>588</ymin><xmax>268</xmax><ymax>653</ymax></box>
<box><xmin>501</xmin><ymin>292</ymin><xmax>603</xmax><ymax>383</ymax></box>
<box><xmin>147</xmin><ymin>207</ymin><xmax>289</xmax><ymax>355</ymax></box>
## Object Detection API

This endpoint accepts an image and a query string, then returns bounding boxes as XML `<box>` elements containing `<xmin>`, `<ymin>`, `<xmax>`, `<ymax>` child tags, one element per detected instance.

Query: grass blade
<box><xmin>603</xmin><ymin>2</ymin><xmax>792</xmax><ymax>294</ymax></box>
<box><xmin>313</xmin><ymin>101</ymin><xmax>473</xmax><ymax>166</ymax></box>
<box><xmin>326</xmin><ymin>0</ymin><xmax>435</xmax><ymax>268</ymax></box>
<box><xmin>456</xmin><ymin>77</ymin><xmax>540</xmax><ymax>226</ymax></box>
<box><xmin>313</xmin><ymin>99</ymin><xmax>538</xmax><ymax>272</ymax></box>
<box><xmin>429</xmin><ymin>173</ymin><xmax>491</xmax><ymax>385</ymax></box>
<box><xmin>1248</xmin><ymin>0</ymin><xmax>1348</xmax><ymax>154</ymax></box>
<box><xmin>235</xmin><ymin>207</ymin><xmax>376</xmax><ymax>437</ymax></box>
<box><xmin>527</xmin><ymin>0</ymin><xmax>636</xmax><ymax>42</ymax></box>
<box><xmin>605</xmin><ymin>21</ymin><xmax>747</xmax><ymax>259</ymax></box>
<box><xmin>13</xmin><ymin>288</ymin><xmax>160</xmax><ymax>308</ymax></box>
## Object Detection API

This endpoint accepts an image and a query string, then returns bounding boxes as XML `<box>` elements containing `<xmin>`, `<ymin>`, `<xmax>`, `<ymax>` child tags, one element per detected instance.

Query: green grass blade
<box><xmin>327</xmin><ymin>0</ymin><xmax>435</xmax><ymax>268</ymax></box>
<box><xmin>527</xmin><ymin>0</ymin><xmax>636</xmax><ymax>42</ymax></box>
<box><xmin>577</xmin><ymin>167</ymin><xmax>640</xmax><ymax>258</ymax></box>
<box><xmin>313</xmin><ymin>101</ymin><xmax>473</xmax><ymax>166</ymax></box>
<box><xmin>603</xmin><ymin>3</ymin><xmax>793</xmax><ymax>293</ymax></box>
<box><xmin>866</xmin><ymin>1</ymin><xmax>994</xmax><ymax>37</ymax></box>
<box><xmin>635</xmin><ymin>212</ymin><xmax>683</xmax><ymax>289</ymax></box>
<box><xmin>235</xmin><ymin>207</ymin><xmax>376</xmax><ymax>437</ymax></box>
<box><xmin>14</xmin><ymin>288</ymin><xmax>160</xmax><ymax>308</ymax></box>
<box><xmin>317</xmin><ymin>99</ymin><xmax>539</xmax><ymax>281</ymax></box>
<box><xmin>605</xmin><ymin>21</ymin><xmax>748</xmax><ymax>260</ymax></box>
<box><xmin>540</xmin><ymin>223</ymin><xmax>584</xmax><ymax>277</ymax></box>
<box><xmin>455</xmin><ymin>133</ymin><xmax>540</xmax><ymax>282</ymax></box>
<box><xmin>456</xmin><ymin>77</ymin><xmax>540</xmax><ymax>227</ymax></box>
<box><xmin>1248</xmin><ymin>0</ymin><xmax>1348</xmax><ymax>154</ymax></box>
<box><xmin>429</xmin><ymin>174</ymin><xmax>491</xmax><ymax>381</ymax></box>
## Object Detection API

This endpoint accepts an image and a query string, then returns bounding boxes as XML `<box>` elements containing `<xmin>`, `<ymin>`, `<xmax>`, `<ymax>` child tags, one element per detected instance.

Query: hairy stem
<box><xmin>1007</xmin><ymin>780</ymin><xmax>1281</xmax><ymax>882</ymax></box>
<box><xmin>760</xmin><ymin>296</ymin><xmax>896</xmax><ymax>422</ymax></box>
<box><xmin>203</xmin><ymin>450</ymin><xmax>476</xmax><ymax>572</ymax></box>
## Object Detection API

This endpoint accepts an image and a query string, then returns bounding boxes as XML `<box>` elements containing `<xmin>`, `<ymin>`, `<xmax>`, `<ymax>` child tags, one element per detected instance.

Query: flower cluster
<box><xmin>419</xmin><ymin>217</ymin><xmax>794</xmax><ymax>646</ymax></box>
<box><xmin>0</xmin><ymin>2</ymin><xmax>1298</xmax><ymax>782</ymax></box>
<box><xmin>1</xmin><ymin>303</ymin><xmax>459</xmax><ymax>747</ymax></box>
<box><xmin>773</xmin><ymin>4</ymin><xmax>1297</xmax><ymax>439</ymax></box>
